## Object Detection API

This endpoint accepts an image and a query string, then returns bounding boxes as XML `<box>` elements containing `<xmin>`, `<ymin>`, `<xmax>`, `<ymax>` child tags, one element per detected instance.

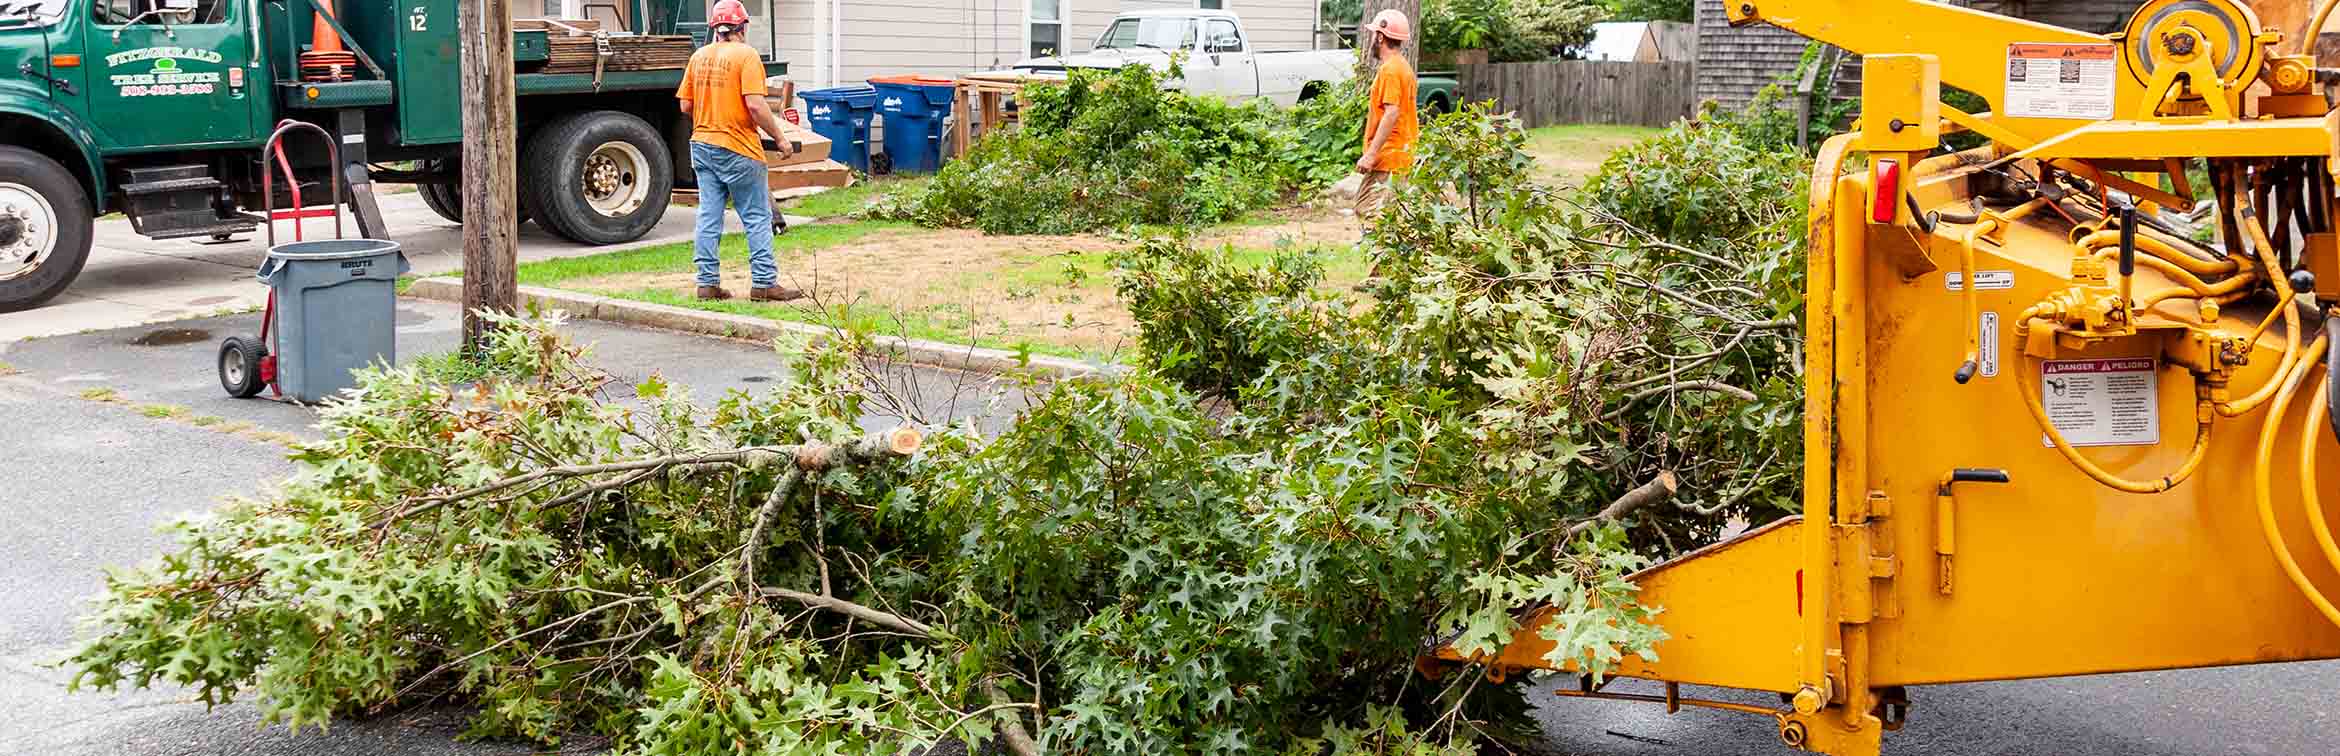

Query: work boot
<box><xmin>695</xmin><ymin>285</ymin><xmax>733</xmax><ymax>301</ymax></box>
<box><xmin>749</xmin><ymin>285</ymin><xmax>807</xmax><ymax>302</ymax></box>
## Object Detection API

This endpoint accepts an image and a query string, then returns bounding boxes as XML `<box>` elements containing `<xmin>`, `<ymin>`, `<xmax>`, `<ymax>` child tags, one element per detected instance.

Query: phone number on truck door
<box><xmin>111</xmin><ymin>72</ymin><xmax>222</xmax><ymax>97</ymax></box>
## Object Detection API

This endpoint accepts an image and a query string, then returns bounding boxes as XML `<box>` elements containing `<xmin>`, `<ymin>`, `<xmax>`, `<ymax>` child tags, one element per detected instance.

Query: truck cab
<box><xmin>1006</xmin><ymin>9</ymin><xmax>1457</xmax><ymax>112</ymax></box>
<box><xmin>1011</xmin><ymin>10</ymin><xmax>1352</xmax><ymax>107</ymax></box>
<box><xmin>0</xmin><ymin>0</ymin><xmax>783</xmax><ymax>312</ymax></box>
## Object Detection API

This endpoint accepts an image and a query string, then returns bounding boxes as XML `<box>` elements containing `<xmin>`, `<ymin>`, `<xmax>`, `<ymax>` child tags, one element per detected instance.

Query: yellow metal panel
<box><xmin>1725</xmin><ymin>0</ymin><xmax>2129</xmax><ymax>148</ymax></box>
<box><xmin>1853</xmin><ymin>201</ymin><xmax>2340</xmax><ymax>686</ymax></box>
<box><xmin>1860</xmin><ymin>55</ymin><xmax>1941</xmax><ymax>153</ymax></box>
<box><xmin>2023</xmin><ymin>119</ymin><xmax>2332</xmax><ymax>159</ymax></box>
<box><xmin>1445</xmin><ymin>519</ymin><xmax>1808</xmax><ymax>693</ymax></box>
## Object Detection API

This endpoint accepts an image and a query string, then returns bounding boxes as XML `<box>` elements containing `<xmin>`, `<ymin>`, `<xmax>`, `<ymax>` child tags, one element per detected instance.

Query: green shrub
<box><xmin>1585</xmin><ymin>116</ymin><xmax>1809</xmax><ymax>250</ymax></box>
<box><xmin>879</xmin><ymin>64</ymin><xmax>1364</xmax><ymax>234</ymax></box>
<box><xmin>1111</xmin><ymin>238</ymin><xmax>1328</xmax><ymax>396</ymax></box>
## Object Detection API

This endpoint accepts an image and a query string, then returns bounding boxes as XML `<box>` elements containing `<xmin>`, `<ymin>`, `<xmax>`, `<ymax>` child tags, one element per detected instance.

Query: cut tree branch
<box><xmin>1625</xmin><ymin>379</ymin><xmax>1758</xmax><ymax>403</ymax></box>
<box><xmin>984</xmin><ymin>681</ymin><xmax>1044</xmax><ymax>756</ymax></box>
<box><xmin>377</xmin><ymin>427</ymin><xmax>923</xmax><ymax>527</ymax></box>
<box><xmin>1568</xmin><ymin>471</ymin><xmax>1679</xmax><ymax>536</ymax></box>
<box><xmin>758</xmin><ymin>587</ymin><xmax>938</xmax><ymax>638</ymax></box>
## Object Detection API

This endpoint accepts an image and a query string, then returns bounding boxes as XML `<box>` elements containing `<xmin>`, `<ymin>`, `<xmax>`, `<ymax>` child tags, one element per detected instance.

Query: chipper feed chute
<box><xmin>1426</xmin><ymin>1</ymin><xmax>2340</xmax><ymax>754</ymax></box>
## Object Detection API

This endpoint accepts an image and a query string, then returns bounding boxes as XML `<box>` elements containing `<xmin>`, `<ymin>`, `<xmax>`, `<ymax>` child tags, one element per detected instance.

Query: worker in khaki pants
<box><xmin>1353</xmin><ymin>9</ymin><xmax>1419</xmax><ymax>231</ymax></box>
<box><xmin>676</xmin><ymin>0</ymin><xmax>802</xmax><ymax>301</ymax></box>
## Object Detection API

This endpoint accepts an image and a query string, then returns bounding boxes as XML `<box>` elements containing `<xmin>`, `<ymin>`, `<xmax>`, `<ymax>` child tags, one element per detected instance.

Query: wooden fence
<box><xmin>1455</xmin><ymin>61</ymin><xmax>1697</xmax><ymax>128</ymax></box>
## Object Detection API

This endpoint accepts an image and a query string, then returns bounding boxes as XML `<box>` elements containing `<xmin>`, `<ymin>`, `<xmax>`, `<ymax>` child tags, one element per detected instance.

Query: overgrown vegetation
<box><xmin>1324</xmin><ymin>0</ymin><xmax>1608</xmax><ymax>62</ymax></box>
<box><xmin>71</xmin><ymin>104</ymin><xmax>1812</xmax><ymax>754</ymax></box>
<box><xmin>876</xmin><ymin>64</ymin><xmax>1363</xmax><ymax>234</ymax></box>
<box><xmin>1421</xmin><ymin>0</ymin><xmax>1607</xmax><ymax>64</ymax></box>
<box><xmin>1602</xmin><ymin>0</ymin><xmax>1691</xmax><ymax>23</ymax></box>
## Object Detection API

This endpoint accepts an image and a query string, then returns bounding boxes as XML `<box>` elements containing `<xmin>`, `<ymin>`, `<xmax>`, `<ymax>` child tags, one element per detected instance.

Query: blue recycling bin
<box><xmin>798</xmin><ymin>85</ymin><xmax>878</xmax><ymax>173</ymax></box>
<box><xmin>869</xmin><ymin>75</ymin><xmax>958</xmax><ymax>174</ymax></box>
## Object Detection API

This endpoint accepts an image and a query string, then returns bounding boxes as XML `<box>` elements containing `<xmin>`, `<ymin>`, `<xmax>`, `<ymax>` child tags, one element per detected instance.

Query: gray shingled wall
<box><xmin>1695</xmin><ymin>0</ymin><xmax>2141</xmax><ymax>109</ymax></box>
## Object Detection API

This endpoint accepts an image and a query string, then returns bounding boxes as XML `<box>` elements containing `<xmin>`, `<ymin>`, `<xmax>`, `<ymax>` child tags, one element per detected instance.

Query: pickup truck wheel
<box><xmin>522</xmin><ymin>111</ymin><xmax>672</xmax><ymax>245</ymax></box>
<box><xmin>1424</xmin><ymin>93</ymin><xmax>1452</xmax><ymax>118</ymax></box>
<box><xmin>0</xmin><ymin>146</ymin><xmax>93</xmax><ymax>313</ymax></box>
<box><xmin>415</xmin><ymin>161</ymin><xmax>529</xmax><ymax>226</ymax></box>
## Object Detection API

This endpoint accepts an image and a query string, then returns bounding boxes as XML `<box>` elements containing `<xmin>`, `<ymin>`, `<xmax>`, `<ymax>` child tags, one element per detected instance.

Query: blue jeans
<box><xmin>689</xmin><ymin>141</ymin><xmax>776</xmax><ymax>288</ymax></box>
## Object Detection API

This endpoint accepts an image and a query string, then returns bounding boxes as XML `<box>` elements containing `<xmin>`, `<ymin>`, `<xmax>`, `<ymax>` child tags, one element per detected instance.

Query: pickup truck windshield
<box><xmin>0</xmin><ymin>0</ymin><xmax>70</xmax><ymax>25</ymax></box>
<box><xmin>1094</xmin><ymin>17</ymin><xmax>1196</xmax><ymax>51</ymax></box>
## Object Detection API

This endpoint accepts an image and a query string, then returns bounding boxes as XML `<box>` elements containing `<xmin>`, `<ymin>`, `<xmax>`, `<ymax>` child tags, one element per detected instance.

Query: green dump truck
<box><xmin>0</xmin><ymin>0</ymin><xmax>784</xmax><ymax>311</ymax></box>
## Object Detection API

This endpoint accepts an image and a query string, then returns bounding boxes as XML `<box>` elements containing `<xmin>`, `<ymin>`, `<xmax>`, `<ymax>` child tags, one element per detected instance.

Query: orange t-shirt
<box><xmin>1364</xmin><ymin>56</ymin><xmax>1419</xmax><ymax>174</ymax></box>
<box><xmin>675</xmin><ymin>41</ymin><xmax>769</xmax><ymax>162</ymax></box>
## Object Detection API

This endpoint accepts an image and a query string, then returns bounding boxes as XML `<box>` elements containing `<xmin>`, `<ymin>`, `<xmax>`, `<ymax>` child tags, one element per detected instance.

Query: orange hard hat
<box><xmin>1366</xmin><ymin>9</ymin><xmax>1411</xmax><ymax>42</ymax></box>
<box><xmin>711</xmin><ymin>0</ymin><xmax>749</xmax><ymax>29</ymax></box>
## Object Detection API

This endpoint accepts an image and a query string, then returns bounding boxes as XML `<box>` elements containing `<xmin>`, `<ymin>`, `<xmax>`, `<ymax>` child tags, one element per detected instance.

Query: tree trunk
<box><xmin>1357</xmin><ymin>0</ymin><xmax>1421</xmax><ymax>75</ymax></box>
<box><xmin>459</xmin><ymin>0</ymin><xmax>519</xmax><ymax>353</ymax></box>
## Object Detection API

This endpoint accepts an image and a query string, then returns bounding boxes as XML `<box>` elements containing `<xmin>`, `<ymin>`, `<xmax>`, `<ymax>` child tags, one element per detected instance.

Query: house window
<box><xmin>1199</xmin><ymin>0</ymin><xmax>1223</xmax><ymax>9</ymax></box>
<box><xmin>1030</xmin><ymin>0</ymin><xmax>1063</xmax><ymax>57</ymax></box>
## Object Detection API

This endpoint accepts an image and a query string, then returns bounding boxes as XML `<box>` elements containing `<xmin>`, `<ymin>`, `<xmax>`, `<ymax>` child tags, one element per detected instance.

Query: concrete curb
<box><xmin>403</xmin><ymin>278</ymin><xmax>1107</xmax><ymax>379</ymax></box>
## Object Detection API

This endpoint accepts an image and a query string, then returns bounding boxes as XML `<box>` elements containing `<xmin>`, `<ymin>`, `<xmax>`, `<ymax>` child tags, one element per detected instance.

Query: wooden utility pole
<box><xmin>1356</xmin><ymin>0</ymin><xmax>1421</xmax><ymax>73</ymax></box>
<box><xmin>459</xmin><ymin>0</ymin><xmax>519</xmax><ymax>352</ymax></box>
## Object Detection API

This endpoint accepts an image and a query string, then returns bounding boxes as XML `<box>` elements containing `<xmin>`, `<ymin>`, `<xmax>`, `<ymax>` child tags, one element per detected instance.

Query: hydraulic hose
<box><xmin>2015</xmin><ymin>346</ymin><xmax>2215</xmax><ymax>493</ymax></box>
<box><xmin>2315</xmin><ymin>1</ymin><xmax>2340</xmax><ymax>60</ymax></box>
<box><xmin>2328</xmin><ymin>316</ymin><xmax>2340</xmax><ymax>444</ymax></box>
<box><xmin>2300</xmin><ymin>370</ymin><xmax>2340</xmax><ymax>593</ymax></box>
<box><xmin>2079</xmin><ymin>230</ymin><xmax>2241</xmax><ymax>278</ymax></box>
<box><xmin>2218</xmin><ymin>211</ymin><xmax>2302</xmax><ymax>417</ymax></box>
<box><xmin>2254</xmin><ymin>334</ymin><xmax>2340</xmax><ymax>628</ymax></box>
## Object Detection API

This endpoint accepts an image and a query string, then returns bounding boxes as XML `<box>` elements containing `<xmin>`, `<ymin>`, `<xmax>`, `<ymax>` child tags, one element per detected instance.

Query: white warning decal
<box><xmin>2004</xmin><ymin>42</ymin><xmax>2116</xmax><ymax>120</ymax></box>
<box><xmin>1979</xmin><ymin>311</ymin><xmax>2000</xmax><ymax>378</ymax></box>
<box><xmin>2038</xmin><ymin>358</ymin><xmax>2159</xmax><ymax>447</ymax></box>
<box><xmin>1946</xmin><ymin>270</ymin><xmax>2015</xmax><ymax>291</ymax></box>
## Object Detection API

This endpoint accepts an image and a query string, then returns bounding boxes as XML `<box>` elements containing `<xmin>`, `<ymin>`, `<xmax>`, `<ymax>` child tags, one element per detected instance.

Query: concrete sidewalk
<box><xmin>1</xmin><ymin>192</ymin><xmax>809</xmax><ymax>343</ymax></box>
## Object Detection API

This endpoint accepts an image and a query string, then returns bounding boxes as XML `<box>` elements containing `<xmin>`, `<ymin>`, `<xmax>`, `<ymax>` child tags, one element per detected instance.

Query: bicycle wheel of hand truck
<box><xmin>416</xmin><ymin>160</ymin><xmax>530</xmax><ymax>226</ymax></box>
<box><xmin>521</xmin><ymin>111</ymin><xmax>673</xmax><ymax>245</ymax></box>
<box><xmin>0</xmin><ymin>146</ymin><xmax>96</xmax><ymax>313</ymax></box>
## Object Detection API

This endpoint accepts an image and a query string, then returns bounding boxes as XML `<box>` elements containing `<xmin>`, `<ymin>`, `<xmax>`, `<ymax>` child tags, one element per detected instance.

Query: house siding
<box><xmin>1693</xmin><ymin>0</ymin><xmax>1812</xmax><ymax>109</ymax></box>
<box><xmin>758</xmin><ymin>0</ymin><xmax>1318</xmax><ymax>98</ymax></box>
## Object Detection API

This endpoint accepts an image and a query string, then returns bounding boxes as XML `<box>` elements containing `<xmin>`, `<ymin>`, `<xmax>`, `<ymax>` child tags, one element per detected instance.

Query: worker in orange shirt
<box><xmin>1353</xmin><ymin>9</ymin><xmax>1419</xmax><ymax>231</ymax></box>
<box><xmin>676</xmin><ymin>0</ymin><xmax>802</xmax><ymax>301</ymax></box>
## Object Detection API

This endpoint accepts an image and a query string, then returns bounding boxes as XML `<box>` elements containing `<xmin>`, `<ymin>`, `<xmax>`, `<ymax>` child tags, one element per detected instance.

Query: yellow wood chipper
<box><xmin>1427</xmin><ymin>1</ymin><xmax>2340</xmax><ymax>753</ymax></box>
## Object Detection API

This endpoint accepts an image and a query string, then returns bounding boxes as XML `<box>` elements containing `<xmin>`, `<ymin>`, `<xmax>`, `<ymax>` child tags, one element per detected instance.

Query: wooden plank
<box><xmin>461</xmin><ymin>0</ymin><xmax>519</xmax><ymax>351</ymax></box>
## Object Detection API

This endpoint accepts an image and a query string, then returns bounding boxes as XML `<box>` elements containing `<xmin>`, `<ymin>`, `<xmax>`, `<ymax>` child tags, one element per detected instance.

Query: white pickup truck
<box><xmin>1009</xmin><ymin>10</ymin><xmax>1354</xmax><ymax>107</ymax></box>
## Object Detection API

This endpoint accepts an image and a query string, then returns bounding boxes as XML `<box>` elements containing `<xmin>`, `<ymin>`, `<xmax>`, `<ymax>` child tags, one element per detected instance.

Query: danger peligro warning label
<box><xmin>2038</xmin><ymin>358</ymin><xmax>2159</xmax><ymax>448</ymax></box>
<box><xmin>2004</xmin><ymin>42</ymin><xmax>2116</xmax><ymax>120</ymax></box>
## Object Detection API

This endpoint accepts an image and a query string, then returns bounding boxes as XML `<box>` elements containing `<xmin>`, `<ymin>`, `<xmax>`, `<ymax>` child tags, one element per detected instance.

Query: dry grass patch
<box><xmin>540</xmin><ymin>206</ymin><xmax>1366</xmax><ymax>356</ymax></box>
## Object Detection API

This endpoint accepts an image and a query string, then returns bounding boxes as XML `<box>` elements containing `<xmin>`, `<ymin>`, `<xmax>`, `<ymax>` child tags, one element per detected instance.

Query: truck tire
<box><xmin>0</xmin><ymin>146</ymin><xmax>94</xmax><ymax>313</ymax></box>
<box><xmin>416</xmin><ymin>161</ymin><xmax>529</xmax><ymax>226</ymax></box>
<box><xmin>521</xmin><ymin>111</ymin><xmax>672</xmax><ymax>245</ymax></box>
<box><xmin>417</xmin><ymin>180</ymin><xmax>462</xmax><ymax>222</ymax></box>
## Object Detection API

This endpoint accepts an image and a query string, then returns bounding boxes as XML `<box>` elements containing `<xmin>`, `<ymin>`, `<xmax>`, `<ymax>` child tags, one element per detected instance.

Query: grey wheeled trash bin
<box><xmin>255</xmin><ymin>239</ymin><xmax>409</xmax><ymax>403</ymax></box>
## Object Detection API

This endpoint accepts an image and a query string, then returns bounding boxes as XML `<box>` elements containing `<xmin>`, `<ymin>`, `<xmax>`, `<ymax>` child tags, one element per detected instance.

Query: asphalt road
<box><xmin>2</xmin><ymin>304</ymin><xmax>2335</xmax><ymax>755</ymax></box>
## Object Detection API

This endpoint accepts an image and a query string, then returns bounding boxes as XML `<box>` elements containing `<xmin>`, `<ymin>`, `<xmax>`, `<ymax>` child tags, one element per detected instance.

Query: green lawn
<box><xmin>506</xmin><ymin>221</ymin><xmax>911</xmax><ymax>286</ymax></box>
<box><xmin>1524</xmin><ymin>123</ymin><xmax>1664</xmax><ymax>184</ymax></box>
<box><xmin>778</xmin><ymin>176</ymin><xmax>929</xmax><ymax>219</ymax></box>
<box><xmin>441</xmin><ymin>213</ymin><xmax>1364</xmax><ymax>359</ymax></box>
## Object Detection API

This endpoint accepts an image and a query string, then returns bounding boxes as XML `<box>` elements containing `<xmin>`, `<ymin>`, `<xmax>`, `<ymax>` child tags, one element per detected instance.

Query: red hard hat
<box><xmin>1366</xmin><ymin>9</ymin><xmax>1411</xmax><ymax>42</ymax></box>
<box><xmin>711</xmin><ymin>0</ymin><xmax>749</xmax><ymax>28</ymax></box>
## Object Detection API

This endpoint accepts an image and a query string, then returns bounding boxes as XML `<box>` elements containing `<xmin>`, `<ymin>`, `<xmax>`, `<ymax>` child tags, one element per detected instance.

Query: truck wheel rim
<box><xmin>581</xmin><ymin>142</ymin><xmax>649</xmax><ymax>218</ymax></box>
<box><xmin>0</xmin><ymin>182</ymin><xmax>58</xmax><ymax>283</ymax></box>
